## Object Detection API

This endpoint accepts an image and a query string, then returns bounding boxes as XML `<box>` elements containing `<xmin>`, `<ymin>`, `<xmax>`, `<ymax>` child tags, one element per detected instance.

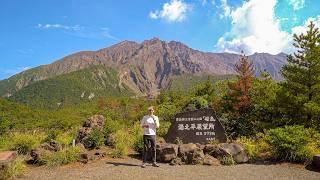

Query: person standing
<box><xmin>140</xmin><ymin>106</ymin><xmax>160</xmax><ymax>168</ymax></box>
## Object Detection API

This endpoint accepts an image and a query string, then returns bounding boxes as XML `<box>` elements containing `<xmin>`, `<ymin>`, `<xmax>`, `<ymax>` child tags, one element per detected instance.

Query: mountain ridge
<box><xmin>0</xmin><ymin>38</ymin><xmax>287</xmax><ymax>97</ymax></box>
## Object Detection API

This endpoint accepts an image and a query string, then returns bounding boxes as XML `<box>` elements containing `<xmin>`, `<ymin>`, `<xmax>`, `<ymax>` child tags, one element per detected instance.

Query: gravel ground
<box><xmin>20</xmin><ymin>157</ymin><xmax>319</xmax><ymax>180</ymax></box>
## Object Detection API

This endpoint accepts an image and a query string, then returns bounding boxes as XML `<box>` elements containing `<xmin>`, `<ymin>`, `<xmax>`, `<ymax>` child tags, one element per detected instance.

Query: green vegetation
<box><xmin>0</xmin><ymin>157</ymin><xmax>26</xmax><ymax>180</ymax></box>
<box><xmin>41</xmin><ymin>147</ymin><xmax>81</xmax><ymax>167</ymax></box>
<box><xmin>218</xmin><ymin>155</ymin><xmax>235</xmax><ymax>166</ymax></box>
<box><xmin>265</xmin><ymin>126</ymin><xmax>320</xmax><ymax>162</ymax></box>
<box><xmin>9</xmin><ymin>65</ymin><xmax>133</xmax><ymax>109</ymax></box>
<box><xmin>0</xmin><ymin>21</ymin><xmax>319</xmax><ymax>174</ymax></box>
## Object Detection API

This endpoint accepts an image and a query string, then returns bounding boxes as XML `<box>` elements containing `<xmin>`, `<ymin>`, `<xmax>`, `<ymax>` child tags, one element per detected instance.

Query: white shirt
<box><xmin>140</xmin><ymin>115</ymin><xmax>160</xmax><ymax>135</ymax></box>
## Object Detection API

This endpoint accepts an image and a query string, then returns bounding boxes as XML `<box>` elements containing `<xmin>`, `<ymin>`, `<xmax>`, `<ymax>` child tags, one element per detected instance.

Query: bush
<box><xmin>157</xmin><ymin>120</ymin><xmax>171</xmax><ymax>137</ymax></box>
<box><xmin>104</xmin><ymin>120</ymin><xmax>122</xmax><ymax>136</ymax></box>
<box><xmin>10</xmin><ymin>133</ymin><xmax>42</xmax><ymax>154</ymax></box>
<box><xmin>265</xmin><ymin>125</ymin><xmax>320</xmax><ymax>162</ymax></box>
<box><xmin>42</xmin><ymin>147</ymin><xmax>81</xmax><ymax>167</ymax></box>
<box><xmin>218</xmin><ymin>155</ymin><xmax>235</xmax><ymax>165</ymax></box>
<box><xmin>0</xmin><ymin>156</ymin><xmax>26</xmax><ymax>180</ymax></box>
<box><xmin>44</xmin><ymin>129</ymin><xmax>61</xmax><ymax>142</ymax></box>
<box><xmin>56</xmin><ymin>132</ymin><xmax>75</xmax><ymax>147</ymax></box>
<box><xmin>111</xmin><ymin>129</ymin><xmax>133</xmax><ymax>158</ymax></box>
<box><xmin>236</xmin><ymin>137</ymin><xmax>258</xmax><ymax>161</ymax></box>
<box><xmin>183</xmin><ymin>96</ymin><xmax>208</xmax><ymax>111</ymax></box>
<box><xmin>86</xmin><ymin>128</ymin><xmax>105</xmax><ymax>149</ymax></box>
<box><xmin>131</xmin><ymin>123</ymin><xmax>144</xmax><ymax>153</ymax></box>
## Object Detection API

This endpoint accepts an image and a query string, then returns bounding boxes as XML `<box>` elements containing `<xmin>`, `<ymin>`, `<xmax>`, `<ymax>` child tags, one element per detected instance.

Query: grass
<box><xmin>218</xmin><ymin>155</ymin><xmax>235</xmax><ymax>166</ymax></box>
<box><xmin>41</xmin><ymin>147</ymin><xmax>81</xmax><ymax>167</ymax></box>
<box><xmin>0</xmin><ymin>156</ymin><xmax>26</xmax><ymax>180</ymax></box>
<box><xmin>111</xmin><ymin>129</ymin><xmax>133</xmax><ymax>158</ymax></box>
<box><xmin>5</xmin><ymin>132</ymin><xmax>44</xmax><ymax>155</ymax></box>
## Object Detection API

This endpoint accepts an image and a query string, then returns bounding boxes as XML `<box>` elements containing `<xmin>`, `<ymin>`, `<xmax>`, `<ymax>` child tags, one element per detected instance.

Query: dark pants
<box><xmin>143</xmin><ymin>135</ymin><xmax>156</xmax><ymax>163</ymax></box>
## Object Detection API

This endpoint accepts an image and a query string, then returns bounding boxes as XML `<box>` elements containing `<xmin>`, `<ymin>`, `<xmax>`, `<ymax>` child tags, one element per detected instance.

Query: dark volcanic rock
<box><xmin>178</xmin><ymin>143</ymin><xmax>204</xmax><ymax>164</ymax></box>
<box><xmin>219</xmin><ymin>143</ymin><xmax>249</xmax><ymax>163</ymax></box>
<box><xmin>156</xmin><ymin>143</ymin><xmax>178</xmax><ymax>163</ymax></box>
<box><xmin>76</xmin><ymin>115</ymin><xmax>106</xmax><ymax>149</ymax></box>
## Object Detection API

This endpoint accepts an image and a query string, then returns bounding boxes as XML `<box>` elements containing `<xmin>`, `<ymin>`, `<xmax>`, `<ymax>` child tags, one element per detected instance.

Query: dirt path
<box><xmin>20</xmin><ymin>157</ymin><xmax>319</xmax><ymax>180</ymax></box>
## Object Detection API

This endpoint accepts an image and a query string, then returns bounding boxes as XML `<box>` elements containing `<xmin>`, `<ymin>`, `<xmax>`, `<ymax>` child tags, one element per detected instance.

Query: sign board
<box><xmin>165</xmin><ymin>108</ymin><xmax>227</xmax><ymax>144</ymax></box>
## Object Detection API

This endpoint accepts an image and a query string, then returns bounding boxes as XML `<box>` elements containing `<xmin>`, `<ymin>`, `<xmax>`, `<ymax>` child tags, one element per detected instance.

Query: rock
<box><xmin>156</xmin><ymin>143</ymin><xmax>178</xmax><ymax>163</ymax></box>
<box><xmin>219</xmin><ymin>143</ymin><xmax>248</xmax><ymax>163</ymax></box>
<box><xmin>94</xmin><ymin>150</ymin><xmax>107</xmax><ymax>158</ymax></box>
<box><xmin>83</xmin><ymin>115</ymin><xmax>105</xmax><ymax>129</ymax></box>
<box><xmin>40</xmin><ymin>140</ymin><xmax>62</xmax><ymax>152</ymax></box>
<box><xmin>178</xmin><ymin>143</ymin><xmax>204</xmax><ymax>164</ymax></box>
<box><xmin>104</xmin><ymin>134</ymin><xmax>115</xmax><ymax>147</ymax></box>
<box><xmin>203</xmin><ymin>144</ymin><xmax>219</xmax><ymax>155</ymax></box>
<box><xmin>30</xmin><ymin>148</ymin><xmax>50</xmax><ymax>165</ymax></box>
<box><xmin>79</xmin><ymin>153</ymin><xmax>89</xmax><ymax>164</ymax></box>
<box><xmin>313</xmin><ymin>155</ymin><xmax>320</xmax><ymax>170</ymax></box>
<box><xmin>203</xmin><ymin>155</ymin><xmax>220</xmax><ymax>166</ymax></box>
<box><xmin>0</xmin><ymin>151</ymin><xmax>17</xmax><ymax>169</ymax></box>
<box><xmin>75</xmin><ymin>115</ymin><xmax>106</xmax><ymax>149</ymax></box>
<box><xmin>157</xmin><ymin>137</ymin><xmax>166</xmax><ymax>144</ymax></box>
<box><xmin>169</xmin><ymin>157</ymin><xmax>183</xmax><ymax>166</ymax></box>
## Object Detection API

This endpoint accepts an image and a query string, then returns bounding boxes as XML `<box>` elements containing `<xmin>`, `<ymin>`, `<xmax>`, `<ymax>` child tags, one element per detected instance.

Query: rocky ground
<box><xmin>20</xmin><ymin>157</ymin><xmax>319</xmax><ymax>180</ymax></box>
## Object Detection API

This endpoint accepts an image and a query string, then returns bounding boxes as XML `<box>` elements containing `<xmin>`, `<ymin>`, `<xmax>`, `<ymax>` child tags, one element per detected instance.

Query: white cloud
<box><xmin>37</xmin><ymin>24</ymin><xmax>118</xmax><ymax>40</ymax></box>
<box><xmin>219</xmin><ymin>0</ymin><xmax>231</xmax><ymax>18</ymax></box>
<box><xmin>149</xmin><ymin>0</ymin><xmax>191</xmax><ymax>22</ymax></box>
<box><xmin>37</xmin><ymin>24</ymin><xmax>82</xmax><ymax>31</ymax></box>
<box><xmin>291</xmin><ymin>16</ymin><xmax>320</xmax><ymax>35</ymax></box>
<box><xmin>215</xmin><ymin>0</ymin><xmax>292</xmax><ymax>55</ymax></box>
<box><xmin>288</xmin><ymin>0</ymin><xmax>305</xmax><ymax>11</ymax></box>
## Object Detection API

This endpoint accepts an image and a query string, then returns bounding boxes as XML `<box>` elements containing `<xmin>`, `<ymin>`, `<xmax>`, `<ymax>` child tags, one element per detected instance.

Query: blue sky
<box><xmin>0</xmin><ymin>0</ymin><xmax>319</xmax><ymax>80</ymax></box>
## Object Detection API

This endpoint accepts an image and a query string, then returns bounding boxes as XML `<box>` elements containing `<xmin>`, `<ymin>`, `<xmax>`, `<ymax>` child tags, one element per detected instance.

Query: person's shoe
<box><xmin>141</xmin><ymin>163</ymin><xmax>147</xmax><ymax>168</ymax></box>
<box><xmin>152</xmin><ymin>162</ymin><xmax>160</xmax><ymax>167</ymax></box>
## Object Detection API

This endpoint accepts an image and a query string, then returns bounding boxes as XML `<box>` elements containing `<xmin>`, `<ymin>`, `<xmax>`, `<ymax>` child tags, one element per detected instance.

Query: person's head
<box><xmin>148</xmin><ymin>106</ymin><xmax>155</xmax><ymax>115</ymax></box>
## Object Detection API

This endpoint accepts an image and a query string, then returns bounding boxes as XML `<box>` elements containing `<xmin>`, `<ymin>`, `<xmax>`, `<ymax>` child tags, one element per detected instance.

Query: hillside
<box><xmin>0</xmin><ymin>38</ymin><xmax>287</xmax><ymax>98</ymax></box>
<box><xmin>9</xmin><ymin>65</ymin><xmax>133</xmax><ymax>109</ymax></box>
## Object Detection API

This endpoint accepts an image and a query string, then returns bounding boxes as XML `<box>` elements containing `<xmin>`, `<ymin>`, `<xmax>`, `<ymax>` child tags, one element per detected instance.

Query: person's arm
<box><xmin>155</xmin><ymin>116</ymin><xmax>160</xmax><ymax>128</ymax></box>
<box><xmin>140</xmin><ymin>116</ymin><xmax>148</xmax><ymax>128</ymax></box>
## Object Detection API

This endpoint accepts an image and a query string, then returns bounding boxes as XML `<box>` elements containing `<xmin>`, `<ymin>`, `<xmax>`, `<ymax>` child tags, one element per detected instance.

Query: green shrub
<box><xmin>56</xmin><ymin>132</ymin><xmax>74</xmax><ymax>147</ymax></box>
<box><xmin>131</xmin><ymin>123</ymin><xmax>144</xmax><ymax>153</ymax></box>
<box><xmin>104</xmin><ymin>120</ymin><xmax>122</xmax><ymax>136</ymax></box>
<box><xmin>42</xmin><ymin>147</ymin><xmax>81</xmax><ymax>167</ymax></box>
<box><xmin>10</xmin><ymin>133</ymin><xmax>42</xmax><ymax>155</ymax></box>
<box><xmin>85</xmin><ymin>128</ymin><xmax>104</xmax><ymax>149</ymax></box>
<box><xmin>111</xmin><ymin>129</ymin><xmax>132</xmax><ymax>158</ymax></box>
<box><xmin>183</xmin><ymin>96</ymin><xmax>208</xmax><ymax>111</ymax></box>
<box><xmin>236</xmin><ymin>137</ymin><xmax>259</xmax><ymax>161</ymax></box>
<box><xmin>157</xmin><ymin>120</ymin><xmax>171</xmax><ymax>137</ymax></box>
<box><xmin>44</xmin><ymin>129</ymin><xmax>61</xmax><ymax>142</ymax></box>
<box><xmin>0</xmin><ymin>156</ymin><xmax>26</xmax><ymax>180</ymax></box>
<box><xmin>265</xmin><ymin>125</ymin><xmax>320</xmax><ymax>162</ymax></box>
<box><xmin>218</xmin><ymin>155</ymin><xmax>235</xmax><ymax>165</ymax></box>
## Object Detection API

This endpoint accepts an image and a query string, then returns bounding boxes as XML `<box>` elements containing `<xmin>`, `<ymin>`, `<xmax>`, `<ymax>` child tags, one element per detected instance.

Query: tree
<box><xmin>228</xmin><ymin>52</ymin><xmax>255</xmax><ymax>114</ymax></box>
<box><xmin>279</xmin><ymin>21</ymin><xmax>320</xmax><ymax>128</ymax></box>
<box><xmin>221</xmin><ymin>52</ymin><xmax>255</xmax><ymax>137</ymax></box>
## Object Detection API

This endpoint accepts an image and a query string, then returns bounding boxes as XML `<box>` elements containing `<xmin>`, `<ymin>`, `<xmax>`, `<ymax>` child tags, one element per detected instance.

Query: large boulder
<box><xmin>219</xmin><ymin>143</ymin><xmax>249</xmax><ymax>163</ymax></box>
<box><xmin>203</xmin><ymin>154</ymin><xmax>220</xmax><ymax>166</ymax></box>
<box><xmin>0</xmin><ymin>151</ymin><xmax>17</xmax><ymax>169</ymax></box>
<box><xmin>178</xmin><ymin>143</ymin><xmax>204</xmax><ymax>164</ymax></box>
<box><xmin>313</xmin><ymin>155</ymin><xmax>320</xmax><ymax>170</ymax></box>
<box><xmin>203</xmin><ymin>144</ymin><xmax>229</xmax><ymax>157</ymax></box>
<box><xmin>76</xmin><ymin>115</ymin><xmax>106</xmax><ymax>149</ymax></box>
<box><xmin>156</xmin><ymin>143</ymin><xmax>178</xmax><ymax>163</ymax></box>
<box><xmin>83</xmin><ymin>115</ymin><xmax>105</xmax><ymax>129</ymax></box>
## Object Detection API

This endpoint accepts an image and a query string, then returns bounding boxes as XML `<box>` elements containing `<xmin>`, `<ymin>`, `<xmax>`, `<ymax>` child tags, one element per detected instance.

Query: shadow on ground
<box><xmin>106</xmin><ymin>161</ymin><xmax>140</xmax><ymax>167</ymax></box>
<box><xmin>305</xmin><ymin>164</ymin><xmax>320</xmax><ymax>173</ymax></box>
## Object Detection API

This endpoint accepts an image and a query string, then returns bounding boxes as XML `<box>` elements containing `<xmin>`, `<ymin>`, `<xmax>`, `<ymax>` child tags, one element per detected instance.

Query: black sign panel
<box><xmin>165</xmin><ymin>108</ymin><xmax>227</xmax><ymax>144</ymax></box>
